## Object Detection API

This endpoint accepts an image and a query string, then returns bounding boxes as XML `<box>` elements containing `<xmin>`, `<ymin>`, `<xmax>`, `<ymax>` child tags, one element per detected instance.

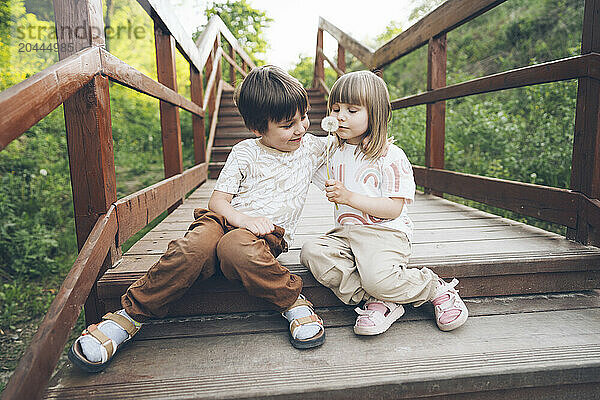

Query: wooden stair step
<box><xmin>45</xmin><ymin>295</ymin><xmax>600</xmax><ymax>399</ymax></box>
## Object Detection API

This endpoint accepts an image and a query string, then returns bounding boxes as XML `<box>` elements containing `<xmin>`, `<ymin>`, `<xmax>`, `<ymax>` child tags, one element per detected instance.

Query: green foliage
<box><xmin>201</xmin><ymin>0</ymin><xmax>272</xmax><ymax>64</ymax></box>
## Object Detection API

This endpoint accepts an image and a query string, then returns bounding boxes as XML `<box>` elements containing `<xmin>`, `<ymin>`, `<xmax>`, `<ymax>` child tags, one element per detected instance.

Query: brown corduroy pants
<box><xmin>121</xmin><ymin>209</ymin><xmax>302</xmax><ymax>322</ymax></box>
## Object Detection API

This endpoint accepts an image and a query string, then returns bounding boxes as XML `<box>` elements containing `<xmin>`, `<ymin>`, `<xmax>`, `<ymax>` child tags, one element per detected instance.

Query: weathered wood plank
<box><xmin>414</xmin><ymin>167</ymin><xmax>578</xmax><ymax>227</ymax></box>
<box><xmin>100</xmin><ymin>49</ymin><xmax>203</xmax><ymax>117</ymax></box>
<box><xmin>114</xmin><ymin>163</ymin><xmax>207</xmax><ymax>245</ymax></box>
<box><xmin>391</xmin><ymin>54</ymin><xmax>597</xmax><ymax>109</ymax></box>
<box><xmin>0</xmin><ymin>47</ymin><xmax>101</xmax><ymax>150</ymax></box>
<box><xmin>569</xmin><ymin>0</ymin><xmax>600</xmax><ymax>246</ymax></box>
<box><xmin>425</xmin><ymin>34</ymin><xmax>446</xmax><ymax>197</ymax></box>
<box><xmin>4</xmin><ymin>207</ymin><xmax>117</xmax><ymax>400</ymax></box>
<box><xmin>190</xmin><ymin>65</ymin><xmax>206</xmax><ymax>164</ymax></box>
<box><xmin>319</xmin><ymin>17</ymin><xmax>373</xmax><ymax>67</ymax></box>
<box><xmin>45</xmin><ymin>309</ymin><xmax>600</xmax><ymax>400</ymax></box>
<box><xmin>155</xmin><ymin>23</ymin><xmax>183</xmax><ymax>182</ymax></box>
<box><xmin>372</xmin><ymin>0</ymin><xmax>506</xmax><ymax>68</ymax></box>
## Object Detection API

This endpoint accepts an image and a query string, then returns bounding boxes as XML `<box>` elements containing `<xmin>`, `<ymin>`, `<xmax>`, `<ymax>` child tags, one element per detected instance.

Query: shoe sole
<box><xmin>290</xmin><ymin>329</ymin><xmax>325</xmax><ymax>349</ymax></box>
<box><xmin>354</xmin><ymin>305</ymin><xmax>405</xmax><ymax>336</ymax></box>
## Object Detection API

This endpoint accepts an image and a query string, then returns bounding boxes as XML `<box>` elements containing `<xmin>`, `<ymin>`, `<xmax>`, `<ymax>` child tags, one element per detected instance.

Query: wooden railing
<box><xmin>0</xmin><ymin>0</ymin><xmax>254</xmax><ymax>398</ymax></box>
<box><xmin>313</xmin><ymin>0</ymin><xmax>600</xmax><ymax>247</ymax></box>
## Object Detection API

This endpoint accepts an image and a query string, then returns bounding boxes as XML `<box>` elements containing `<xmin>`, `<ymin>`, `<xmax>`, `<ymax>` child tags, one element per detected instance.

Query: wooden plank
<box><xmin>155</xmin><ymin>23</ymin><xmax>183</xmax><ymax>182</ymax></box>
<box><xmin>414</xmin><ymin>166</ymin><xmax>578</xmax><ymax>227</ymax></box>
<box><xmin>392</xmin><ymin>54</ymin><xmax>597</xmax><ymax>109</ymax></box>
<box><xmin>100</xmin><ymin>49</ymin><xmax>203</xmax><ymax>117</ymax></box>
<box><xmin>114</xmin><ymin>163</ymin><xmax>207</xmax><ymax>245</ymax></box>
<box><xmin>222</xmin><ymin>49</ymin><xmax>248</xmax><ymax>78</ymax></box>
<box><xmin>337</xmin><ymin>44</ymin><xmax>346</xmax><ymax>75</ymax></box>
<box><xmin>129</xmin><ymin>291</ymin><xmax>600</xmax><ymax>340</ymax></box>
<box><xmin>190</xmin><ymin>65</ymin><xmax>206</xmax><ymax>164</ymax></box>
<box><xmin>569</xmin><ymin>0</ymin><xmax>600</xmax><ymax>246</ymax></box>
<box><xmin>313</xmin><ymin>28</ymin><xmax>324</xmax><ymax>88</ymax></box>
<box><xmin>318</xmin><ymin>47</ymin><xmax>344</xmax><ymax>76</ymax></box>
<box><xmin>372</xmin><ymin>0</ymin><xmax>506</xmax><ymax>69</ymax></box>
<box><xmin>3</xmin><ymin>208</ymin><xmax>117</xmax><ymax>400</ymax></box>
<box><xmin>202</xmin><ymin>47</ymin><xmax>223</xmax><ymax>111</ymax></box>
<box><xmin>425</xmin><ymin>34</ymin><xmax>446</xmax><ymax>196</ymax></box>
<box><xmin>319</xmin><ymin>17</ymin><xmax>373</xmax><ymax>67</ymax></box>
<box><xmin>205</xmin><ymin>80</ymin><xmax>224</xmax><ymax>160</ymax></box>
<box><xmin>53</xmin><ymin>0</ymin><xmax>104</xmax><ymax>59</ymax></box>
<box><xmin>0</xmin><ymin>47</ymin><xmax>101</xmax><ymax>150</ymax></box>
<box><xmin>45</xmin><ymin>309</ymin><xmax>600</xmax><ymax>399</ymax></box>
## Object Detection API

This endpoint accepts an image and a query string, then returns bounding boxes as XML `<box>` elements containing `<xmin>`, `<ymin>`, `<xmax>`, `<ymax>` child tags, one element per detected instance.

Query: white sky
<box><xmin>174</xmin><ymin>0</ymin><xmax>418</xmax><ymax>69</ymax></box>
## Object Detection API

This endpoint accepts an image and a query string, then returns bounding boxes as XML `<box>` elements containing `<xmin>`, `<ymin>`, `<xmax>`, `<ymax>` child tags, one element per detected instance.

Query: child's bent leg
<box><xmin>300</xmin><ymin>228</ymin><xmax>368</xmax><ymax>305</ymax></box>
<box><xmin>217</xmin><ymin>228</ymin><xmax>324</xmax><ymax>347</ymax></box>
<box><xmin>122</xmin><ymin>209</ymin><xmax>227</xmax><ymax>320</ymax></box>
<box><xmin>70</xmin><ymin>209</ymin><xmax>227</xmax><ymax>371</ymax></box>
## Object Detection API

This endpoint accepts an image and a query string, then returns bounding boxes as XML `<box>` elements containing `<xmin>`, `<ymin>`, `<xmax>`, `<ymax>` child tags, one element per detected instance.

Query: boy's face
<box><xmin>254</xmin><ymin>110</ymin><xmax>310</xmax><ymax>152</ymax></box>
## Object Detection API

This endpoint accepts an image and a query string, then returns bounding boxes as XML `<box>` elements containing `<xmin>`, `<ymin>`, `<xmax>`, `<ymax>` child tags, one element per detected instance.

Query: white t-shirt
<box><xmin>313</xmin><ymin>143</ymin><xmax>416</xmax><ymax>241</ymax></box>
<box><xmin>214</xmin><ymin>133</ymin><xmax>327</xmax><ymax>243</ymax></box>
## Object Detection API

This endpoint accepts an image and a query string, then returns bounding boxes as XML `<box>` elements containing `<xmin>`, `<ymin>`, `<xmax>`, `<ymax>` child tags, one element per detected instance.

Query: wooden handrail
<box><xmin>413</xmin><ymin>167</ymin><xmax>578</xmax><ymax>228</ymax></box>
<box><xmin>222</xmin><ymin>49</ymin><xmax>249</xmax><ymax>78</ymax></box>
<box><xmin>392</xmin><ymin>53</ymin><xmax>599</xmax><ymax>109</ymax></box>
<box><xmin>205</xmin><ymin>80</ymin><xmax>225</xmax><ymax>161</ymax></box>
<box><xmin>115</xmin><ymin>163</ymin><xmax>208</xmax><ymax>245</ymax></box>
<box><xmin>318</xmin><ymin>17</ymin><xmax>373</xmax><ymax>67</ymax></box>
<box><xmin>1</xmin><ymin>207</ymin><xmax>118</xmax><ymax>400</ymax></box>
<box><xmin>203</xmin><ymin>47</ymin><xmax>224</xmax><ymax>110</ymax></box>
<box><xmin>317</xmin><ymin>47</ymin><xmax>344</xmax><ymax>76</ymax></box>
<box><xmin>0</xmin><ymin>47</ymin><xmax>101</xmax><ymax>151</ymax></box>
<box><xmin>372</xmin><ymin>0</ymin><xmax>507</xmax><ymax>69</ymax></box>
<box><xmin>100</xmin><ymin>49</ymin><xmax>204</xmax><ymax>117</ymax></box>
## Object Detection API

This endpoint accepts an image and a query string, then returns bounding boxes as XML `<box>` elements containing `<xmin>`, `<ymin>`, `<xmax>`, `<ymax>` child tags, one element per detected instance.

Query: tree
<box><xmin>201</xmin><ymin>0</ymin><xmax>272</xmax><ymax>64</ymax></box>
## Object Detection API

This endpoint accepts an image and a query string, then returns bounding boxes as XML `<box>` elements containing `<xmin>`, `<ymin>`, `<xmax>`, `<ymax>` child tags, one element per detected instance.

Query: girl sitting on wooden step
<box><xmin>301</xmin><ymin>71</ymin><xmax>468</xmax><ymax>335</ymax></box>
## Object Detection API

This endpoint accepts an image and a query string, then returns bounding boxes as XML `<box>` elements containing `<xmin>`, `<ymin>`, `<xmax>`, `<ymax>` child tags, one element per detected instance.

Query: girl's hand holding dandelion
<box><xmin>321</xmin><ymin>116</ymin><xmax>340</xmax><ymax>210</ymax></box>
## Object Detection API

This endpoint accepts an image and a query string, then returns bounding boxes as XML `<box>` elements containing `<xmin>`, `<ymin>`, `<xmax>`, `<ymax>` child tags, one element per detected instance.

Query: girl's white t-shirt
<box><xmin>313</xmin><ymin>142</ymin><xmax>416</xmax><ymax>241</ymax></box>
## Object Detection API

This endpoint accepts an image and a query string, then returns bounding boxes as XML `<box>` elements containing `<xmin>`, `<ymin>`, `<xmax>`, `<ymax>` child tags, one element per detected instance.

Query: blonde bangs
<box><xmin>327</xmin><ymin>71</ymin><xmax>392</xmax><ymax>162</ymax></box>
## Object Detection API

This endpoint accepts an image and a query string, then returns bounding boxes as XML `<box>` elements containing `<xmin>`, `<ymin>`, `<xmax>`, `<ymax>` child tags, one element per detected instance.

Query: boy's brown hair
<box><xmin>234</xmin><ymin>65</ymin><xmax>309</xmax><ymax>133</ymax></box>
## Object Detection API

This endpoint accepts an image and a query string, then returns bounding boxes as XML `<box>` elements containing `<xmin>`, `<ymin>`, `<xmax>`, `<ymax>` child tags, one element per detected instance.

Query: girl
<box><xmin>301</xmin><ymin>71</ymin><xmax>468</xmax><ymax>335</ymax></box>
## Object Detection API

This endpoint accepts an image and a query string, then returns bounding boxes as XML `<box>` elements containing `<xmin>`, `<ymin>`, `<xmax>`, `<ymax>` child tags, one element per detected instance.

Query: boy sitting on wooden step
<box><xmin>69</xmin><ymin>65</ymin><xmax>328</xmax><ymax>372</ymax></box>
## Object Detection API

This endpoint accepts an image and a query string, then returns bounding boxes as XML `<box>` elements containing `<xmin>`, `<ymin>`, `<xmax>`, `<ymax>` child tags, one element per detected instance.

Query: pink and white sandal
<box><xmin>432</xmin><ymin>278</ymin><xmax>469</xmax><ymax>331</ymax></box>
<box><xmin>354</xmin><ymin>300</ymin><xmax>405</xmax><ymax>335</ymax></box>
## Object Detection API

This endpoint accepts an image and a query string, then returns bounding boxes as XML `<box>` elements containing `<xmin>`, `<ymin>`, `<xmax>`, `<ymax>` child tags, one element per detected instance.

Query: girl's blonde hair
<box><xmin>327</xmin><ymin>70</ymin><xmax>392</xmax><ymax>161</ymax></box>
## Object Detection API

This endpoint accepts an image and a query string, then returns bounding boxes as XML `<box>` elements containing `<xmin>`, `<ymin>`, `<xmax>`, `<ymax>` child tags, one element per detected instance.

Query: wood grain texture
<box><xmin>3</xmin><ymin>207</ymin><xmax>117</xmax><ymax>400</ymax></box>
<box><xmin>100</xmin><ymin>49</ymin><xmax>203</xmax><ymax>116</ymax></box>
<box><xmin>319</xmin><ymin>17</ymin><xmax>373</xmax><ymax>67</ymax></box>
<box><xmin>190</xmin><ymin>65</ymin><xmax>206</xmax><ymax>164</ymax></box>
<box><xmin>0</xmin><ymin>47</ymin><xmax>100</xmax><ymax>150</ymax></box>
<box><xmin>392</xmin><ymin>54</ymin><xmax>597</xmax><ymax>109</ymax></box>
<box><xmin>372</xmin><ymin>0</ymin><xmax>506</xmax><ymax>68</ymax></box>
<box><xmin>114</xmin><ymin>163</ymin><xmax>207</xmax><ymax>245</ymax></box>
<box><xmin>413</xmin><ymin>166</ymin><xmax>578</xmax><ymax>227</ymax></box>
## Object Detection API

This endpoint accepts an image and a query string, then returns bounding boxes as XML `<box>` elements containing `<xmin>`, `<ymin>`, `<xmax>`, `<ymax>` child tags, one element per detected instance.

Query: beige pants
<box><xmin>300</xmin><ymin>224</ymin><xmax>438</xmax><ymax>306</ymax></box>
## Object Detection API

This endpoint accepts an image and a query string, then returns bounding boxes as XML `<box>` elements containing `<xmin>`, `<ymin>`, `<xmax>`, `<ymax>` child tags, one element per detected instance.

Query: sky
<box><xmin>173</xmin><ymin>0</ymin><xmax>419</xmax><ymax>69</ymax></box>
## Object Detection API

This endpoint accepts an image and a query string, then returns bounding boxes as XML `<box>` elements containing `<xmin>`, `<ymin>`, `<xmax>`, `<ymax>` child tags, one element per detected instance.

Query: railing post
<box><xmin>229</xmin><ymin>44</ymin><xmax>236</xmax><ymax>86</ymax></box>
<box><xmin>313</xmin><ymin>28</ymin><xmax>324</xmax><ymax>88</ymax></box>
<box><xmin>53</xmin><ymin>0</ymin><xmax>119</xmax><ymax>324</ymax></box>
<box><xmin>154</xmin><ymin>22</ymin><xmax>183</xmax><ymax>187</ymax></box>
<box><xmin>425</xmin><ymin>34</ymin><xmax>447</xmax><ymax>197</ymax></box>
<box><xmin>569</xmin><ymin>0</ymin><xmax>600</xmax><ymax>246</ymax></box>
<box><xmin>337</xmin><ymin>43</ymin><xmax>346</xmax><ymax>76</ymax></box>
<box><xmin>191</xmin><ymin>65</ymin><xmax>206</xmax><ymax>165</ymax></box>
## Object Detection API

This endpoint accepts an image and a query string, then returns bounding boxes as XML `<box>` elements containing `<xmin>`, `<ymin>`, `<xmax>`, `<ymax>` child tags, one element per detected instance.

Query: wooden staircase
<box><xmin>208</xmin><ymin>88</ymin><xmax>329</xmax><ymax>178</ymax></box>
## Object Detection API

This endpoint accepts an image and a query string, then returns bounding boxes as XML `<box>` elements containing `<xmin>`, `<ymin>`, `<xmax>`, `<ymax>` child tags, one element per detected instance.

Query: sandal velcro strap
<box><xmin>290</xmin><ymin>314</ymin><xmax>323</xmax><ymax>336</ymax></box>
<box><xmin>103</xmin><ymin>312</ymin><xmax>139</xmax><ymax>337</ymax></box>
<box><xmin>285</xmin><ymin>297</ymin><xmax>314</xmax><ymax>312</ymax></box>
<box><xmin>86</xmin><ymin>325</ymin><xmax>114</xmax><ymax>359</ymax></box>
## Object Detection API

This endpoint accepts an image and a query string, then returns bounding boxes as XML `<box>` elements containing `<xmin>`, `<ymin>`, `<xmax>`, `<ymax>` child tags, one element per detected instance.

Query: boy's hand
<box><xmin>240</xmin><ymin>216</ymin><xmax>275</xmax><ymax>236</ymax></box>
<box><xmin>325</xmin><ymin>179</ymin><xmax>353</xmax><ymax>206</ymax></box>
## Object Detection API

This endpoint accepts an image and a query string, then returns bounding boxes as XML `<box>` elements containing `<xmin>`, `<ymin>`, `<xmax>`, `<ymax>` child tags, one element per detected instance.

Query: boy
<box><xmin>69</xmin><ymin>65</ymin><xmax>328</xmax><ymax>372</ymax></box>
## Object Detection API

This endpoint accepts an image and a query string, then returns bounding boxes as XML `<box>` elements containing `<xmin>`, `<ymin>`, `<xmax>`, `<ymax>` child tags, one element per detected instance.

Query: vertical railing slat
<box><xmin>425</xmin><ymin>34</ymin><xmax>447</xmax><ymax>196</ymax></box>
<box><xmin>191</xmin><ymin>65</ymin><xmax>206</xmax><ymax>165</ymax></box>
<box><xmin>337</xmin><ymin>44</ymin><xmax>346</xmax><ymax>75</ymax></box>
<box><xmin>569</xmin><ymin>0</ymin><xmax>600</xmax><ymax>245</ymax></box>
<box><xmin>314</xmin><ymin>28</ymin><xmax>324</xmax><ymax>88</ymax></box>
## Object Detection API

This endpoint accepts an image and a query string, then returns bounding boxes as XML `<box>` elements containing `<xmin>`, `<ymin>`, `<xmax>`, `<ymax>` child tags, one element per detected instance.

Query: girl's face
<box><xmin>330</xmin><ymin>102</ymin><xmax>369</xmax><ymax>145</ymax></box>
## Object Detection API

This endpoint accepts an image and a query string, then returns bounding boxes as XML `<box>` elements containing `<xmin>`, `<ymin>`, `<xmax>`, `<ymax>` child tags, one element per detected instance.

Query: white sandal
<box><xmin>354</xmin><ymin>300</ymin><xmax>405</xmax><ymax>335</ymax></box>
